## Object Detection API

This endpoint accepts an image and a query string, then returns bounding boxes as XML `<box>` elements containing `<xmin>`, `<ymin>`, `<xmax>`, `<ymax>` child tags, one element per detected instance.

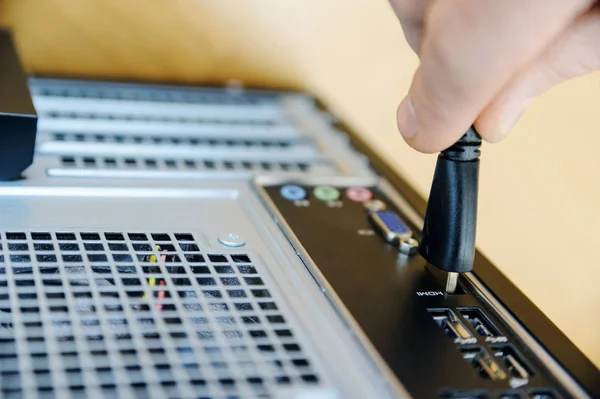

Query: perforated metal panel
<box><xmin>0</xmin><ymin>231</ymin><xmax>327</xmax><ymax>399</ymax></box>
<box><xmin>0</xmin><ymin>78</ymin><xmax>400</xmax><ymax>399</ymax></box>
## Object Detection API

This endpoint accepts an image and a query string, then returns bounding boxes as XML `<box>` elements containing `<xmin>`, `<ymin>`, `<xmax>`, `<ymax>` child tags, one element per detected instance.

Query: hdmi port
<box><xmin>493</xmin><ymin>345</ymin><xmax>534</xmax><ymax>378</ymax></box>
<box><xmin>460</xmin><ymin>347</ymin><xmax>507</xmax><ymax>380</ymax></box>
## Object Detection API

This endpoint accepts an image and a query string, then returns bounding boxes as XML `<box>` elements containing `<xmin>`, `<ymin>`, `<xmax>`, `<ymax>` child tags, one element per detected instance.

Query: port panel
<box><xmin>259</xmin><ymin>179</ymin><xmax>574</xmax><ymax>398</ymax></box>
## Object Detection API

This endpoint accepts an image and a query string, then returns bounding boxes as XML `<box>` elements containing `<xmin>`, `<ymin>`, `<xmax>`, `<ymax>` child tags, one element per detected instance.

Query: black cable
<box><xmin>419</xmin><ymin>126</ymin><xmax>482</xmax><ymax>287</ymax></box>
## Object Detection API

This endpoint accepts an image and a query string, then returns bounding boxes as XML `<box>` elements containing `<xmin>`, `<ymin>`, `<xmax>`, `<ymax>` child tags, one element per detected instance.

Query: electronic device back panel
<box><xmin>0</xmin><ymin>77</ymin><xmax>598</xmax><ymax>399</ymax></box>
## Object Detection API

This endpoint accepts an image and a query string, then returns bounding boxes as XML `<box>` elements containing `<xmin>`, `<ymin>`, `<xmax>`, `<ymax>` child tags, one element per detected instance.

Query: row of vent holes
<box><xmin>1</xmin><ymin>232</ymin><xmax>197</xmax><ymax>242</ymax></box>
<box><xmin>0</xmin><ymin>374</ymin><xmax>319</xmax><ymax>394</ymax></box>
<box><xmin>53</xmin><ymin>133</ymin><xmax>292</xmax><ymax>148</ymax></box>
<box><xmin>1</xmin><ymin>377</ymin><xmax>320</xmax><ymax>392</ymax></box>
<box><xmin>36</xmin><ymin>88</ymin><xmax>265</xmax><ymax>105</ymax></box>
<box><xmin>45</xmin><ymin>112</ymin><xmax>280</xmax><ymax>126</ymax></box>
<box><xmin>60</xmin><ymin>157</ymin><xmax>311</xmax><ymax>171</ymax></box>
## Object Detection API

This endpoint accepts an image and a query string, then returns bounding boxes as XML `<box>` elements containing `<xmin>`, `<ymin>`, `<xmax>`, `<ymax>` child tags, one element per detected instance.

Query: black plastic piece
<box><xmin>264</xmin><ymin>183</ymin><xmax>571</xmax><ymax>398</ymax></box>
<box><xmin>420</xmin><ymin>127</ymin><xmax>482</xmax><ymax>273</ymax></box>
<box><xmin>0</xmin><ymin>29</ymin><xmax>37</xmax><ymax>180</ymax></box>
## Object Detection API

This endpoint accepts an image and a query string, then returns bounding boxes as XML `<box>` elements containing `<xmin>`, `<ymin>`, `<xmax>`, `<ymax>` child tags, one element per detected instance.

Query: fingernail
<box><xmin>488</xmin><ymin>99</ymin><xmax>531</xmax><ymax>143</ymax></box>
<box><xmin>397</xmin><ymin>96</ymin><xmax>418</xmax><ymax>140</ymax></box>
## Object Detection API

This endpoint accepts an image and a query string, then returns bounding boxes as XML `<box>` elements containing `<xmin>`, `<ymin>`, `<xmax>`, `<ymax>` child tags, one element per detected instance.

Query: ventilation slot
<box><xmin>51</xmin><ymin>156</ymin><xmax>332</xmax><ymax>178</ymax></box>
<box><xmin>38</xmin><ymin>133</ymin><xmax>316</xmax><ymax>161</ymax></box>
<box><xmin>40</xmin><ymin>130</ymin><xmax>336</xmax><ymax>176</ymax></box>
<box><xmin>39</xmin><ymin>112</ymin><xmax>282</xmax><ymax>126</ymax></box>
<box><xmin>50</xmin><ymin>133</ymin><xmax>295</xmax><ymax>147</ymax></box>
<box><xmin>33</xmin><ymin>93</ymin><xmax>286</xmax><ymax>129</ymax></box>
<box><xmin>36</xmin><ymin>118</ymin><xmax>297</xmax><ymax>139</ymax></box>
<box><xmin>0</xmin><ymin>231</ymin><xmax>324</xmax><ymax>398</ymax></box>
<box><xmin>30</xmin><ymin>81</ymin><xmax>271</xmax><ymax>105</ymax></box>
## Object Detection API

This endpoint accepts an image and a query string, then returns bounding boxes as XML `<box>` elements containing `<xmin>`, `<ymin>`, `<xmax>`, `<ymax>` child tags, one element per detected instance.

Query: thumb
<box><xmin>476</xmin><ymin>9</ymin><xmax>600</xmax><ymax>143</ymax></box>
<box><xmin>395</xmin><ymin>0</ymin><xmax>592</xmax><ymax>153</ymax></box>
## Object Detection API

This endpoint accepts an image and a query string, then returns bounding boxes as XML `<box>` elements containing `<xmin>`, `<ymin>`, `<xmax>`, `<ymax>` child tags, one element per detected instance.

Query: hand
<box><xmin>389</xmin><ymin>0</ymin><xmax>600</xmax><ymax>153</ymax></box>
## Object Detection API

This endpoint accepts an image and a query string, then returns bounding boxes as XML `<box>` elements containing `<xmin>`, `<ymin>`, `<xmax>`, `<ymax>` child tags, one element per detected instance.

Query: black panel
<box><xmin>325</xmin><ymin>113</ymin><xmax>600</xmax><ymax>398</ymax></box>
<box><xmin>263</xmin><ymin>183</ymin><xmax>570</xmax><ymax>398</ymax></box>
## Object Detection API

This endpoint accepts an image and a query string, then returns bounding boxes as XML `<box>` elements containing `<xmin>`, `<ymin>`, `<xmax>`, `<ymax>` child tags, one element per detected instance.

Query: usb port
<box><xmin>460</xmin><ymin>347</ymin><xmax>507</xmax><ymax>380</ymax></box>
<box><xmin>493</xmin><ymin>345</ymin><xmax>534</xmax><ymax>379</ymax></box>
<box><xmin>429</xmin><ymin>309</ymin><xmax>474</xmax><ymax>343</ymax></box>
<box><xmin>440</xmin><ymin>391</ymin><xmax>488</xmax><ymax>399</ymax></box>
<box><xmin>458</xmin><ymin>308</ymin><xmax>501</xmax><ymax>337</ymax></box>
<box><xmin>529</xmin><ymin>390</ymin><xmax>558</xmax><ymax>399</ymax></box>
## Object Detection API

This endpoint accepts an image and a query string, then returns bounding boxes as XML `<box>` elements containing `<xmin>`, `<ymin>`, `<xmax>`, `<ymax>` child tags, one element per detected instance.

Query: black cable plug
<box><xmin>419</xmin><ymin>126</ymin><xmax>482</xmax><ymax>293</ymax></box>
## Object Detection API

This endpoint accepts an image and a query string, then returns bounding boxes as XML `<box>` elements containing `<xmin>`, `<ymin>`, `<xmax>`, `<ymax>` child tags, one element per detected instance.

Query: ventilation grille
<box><xmin>30</xmin><ymin>80</ymin><xmax>343</xmax><ymax>177</ymax></box>
<box><xmin>58</xmin><ymin>156</ymin><xmax>315</xmax><ymax>173</ymax></box>
<box><xmin>31</xmin><ymin>82</ymin><xmax>272</xmax><ymax>105</ymax></box>
<box><xmin>0</xmin><ymin>231</ymin><xmax>323</xmax><ymax>398</ymax></box>
<box><xmin>41</xmin><ymin>132</ymin><xmax>327</xmax><ymax>175</ymax></box>
<box><xmin>32</xmin><ymin>86</ymin><xmax>287</xmax><ymax>130</ymax></box>
<box><xmin>40</xmin><ymin>112</ymin><xmax>282</xmax><ymax>126</ymax></box>
<box><xmin>51</xmin><ymin>133</ymin><xmax>294</xmax><ymax>148</ymax></box>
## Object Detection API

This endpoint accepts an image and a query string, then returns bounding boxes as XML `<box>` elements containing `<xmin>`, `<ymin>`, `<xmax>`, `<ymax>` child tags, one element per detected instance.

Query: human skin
<box><xmin>389</xmin><ymin>0</ymin><xmax>600</xmax><ymax>153</ymax></box>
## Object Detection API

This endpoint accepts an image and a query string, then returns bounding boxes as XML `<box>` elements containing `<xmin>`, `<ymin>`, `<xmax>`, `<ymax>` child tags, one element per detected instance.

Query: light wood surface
<box><xmin>2</xmin><ymin>0</ymin><xmax>600</xmax><ymax>370</ymax></box>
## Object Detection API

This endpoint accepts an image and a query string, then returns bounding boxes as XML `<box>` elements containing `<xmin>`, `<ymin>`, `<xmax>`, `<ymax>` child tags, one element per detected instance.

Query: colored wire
<box><xmin>156</xmin><ymin>280</ymin><xmax>165</xmax><ymax>311</ymax></box>
<box><xmin>155</xmin><ymin>249</ymin><xmax>168</xmax><ymax>311</ymax></box>
<box><xmin>143</xmin><ymin>246</ymin><xmax>162</xmax><ymax>300</ymax></box>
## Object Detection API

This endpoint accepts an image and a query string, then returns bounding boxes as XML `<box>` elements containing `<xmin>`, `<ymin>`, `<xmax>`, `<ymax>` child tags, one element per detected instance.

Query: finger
<box><xmin>396</xmin><ymin>0</ymin><xmax>594</xmax><ymax>153</ymax></box>
<box><xmin>475</xmin><ymin>9</ymin><xmax>600</xmax><ymax>142</ymax></box>
<box><xmin>388</xmin><ymin>0</ymin><xmax>432</xmax><ymax>51</ymax></box>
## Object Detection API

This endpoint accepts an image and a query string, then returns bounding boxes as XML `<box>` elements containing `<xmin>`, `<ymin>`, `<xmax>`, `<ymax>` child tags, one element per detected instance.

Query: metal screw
<box><xmin>399</xmin><ymin>237</ymin><xmax>419</xmax><ymax>255</ymax></box>
<box><xmin>364</xmin><ymin>199</ymin><xmax>386</xmax><ymax>213</ymax></box>
<box><xmin>218</xmin><ymin>233</ymin><xmax>246</xmax><ymax>247</ymax></box>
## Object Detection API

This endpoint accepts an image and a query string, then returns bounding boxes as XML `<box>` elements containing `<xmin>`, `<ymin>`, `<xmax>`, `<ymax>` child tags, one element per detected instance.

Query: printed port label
<box><xmin>326</xmin><ymin>200</ymin><xmax>343</xmax><ymax>208</ymax></box>
<box><xmin>455</xmin><ymin>337</ymin><xmax>477</xmax><ymax>345</ymax></box>
<box><xmin>357</xmin><ymin>229</ymin><xmax>375</xmax><ymax>236</ymax></box>
<box><xmin>293</xmin><ymin>200</ymin><xmax>310</xmax><ymax>208</ymax></box>
<box><xmin>416</xmin><ymin>291</ymin><xmax>444</xmax><ymax>296</ymax></box>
